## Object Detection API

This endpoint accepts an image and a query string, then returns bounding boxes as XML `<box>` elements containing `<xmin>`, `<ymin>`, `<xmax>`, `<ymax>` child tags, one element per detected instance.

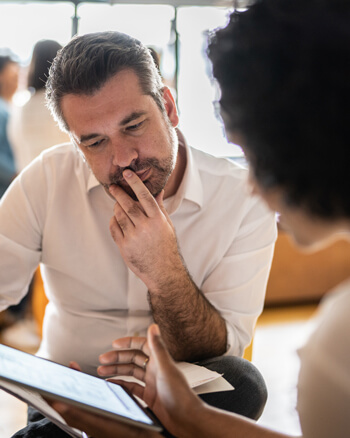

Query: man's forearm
<box><xmin>148</xmin><ymin>267</ymin><xmax>227</xmax><ymax>362</ymax></box>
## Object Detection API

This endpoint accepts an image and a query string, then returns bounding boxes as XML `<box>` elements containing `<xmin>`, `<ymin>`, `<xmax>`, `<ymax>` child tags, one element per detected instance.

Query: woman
<box><xmin>9</xmin><ymin>39</ymin><xmax>69</xmax><ymax>170</ymax></box>
<box><xmin>49</xmin><ymin>1</ymin><xmax>350</xmax><ymax>437</ymax></box>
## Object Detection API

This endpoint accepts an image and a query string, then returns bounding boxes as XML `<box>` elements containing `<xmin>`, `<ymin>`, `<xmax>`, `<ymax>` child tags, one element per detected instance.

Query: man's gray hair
<box><xmin>45</xmin><ymin>31</ymin><xmax>165</xmax><ymax>132</ymax></box>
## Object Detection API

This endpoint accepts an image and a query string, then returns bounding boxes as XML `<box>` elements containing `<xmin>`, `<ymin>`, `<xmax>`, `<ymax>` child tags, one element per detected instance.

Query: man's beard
<box><xmin>102</xmin><ymin>155</ymin><xmax>175</xmax><ymax>201</ymax></box>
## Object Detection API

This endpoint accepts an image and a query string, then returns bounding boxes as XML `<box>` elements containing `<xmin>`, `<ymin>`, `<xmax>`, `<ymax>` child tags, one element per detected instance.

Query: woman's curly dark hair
<box><xmin>208</xmin><ymin>0</ymin><xmax>350</xmax><ymax>219</ymax></box>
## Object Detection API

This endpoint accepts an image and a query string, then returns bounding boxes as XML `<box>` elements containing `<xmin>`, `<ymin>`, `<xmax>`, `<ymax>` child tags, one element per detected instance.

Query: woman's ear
<box><xmin>162</xmin><ymin>87</ymin><xmax>179</xmax><ymax>128</ymax></box>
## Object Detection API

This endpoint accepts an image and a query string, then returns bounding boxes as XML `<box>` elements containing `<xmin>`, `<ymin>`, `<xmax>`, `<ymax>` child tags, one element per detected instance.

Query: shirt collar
<box><xmin>85</xmin><ymin>129</ymin><xmax>203</xmax><ymax>212</ymax></box>
<box><xmin>87</xmin><ymin>168</ymin><xmax>100</xmax><ymax>192</ymax></box>
<box><xmin>164</xmin><ymin>129</ymin><xmax>203</xmax><ymax>215</ymax></box>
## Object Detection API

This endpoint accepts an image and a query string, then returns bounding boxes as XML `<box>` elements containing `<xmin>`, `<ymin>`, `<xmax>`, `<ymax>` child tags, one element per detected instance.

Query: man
<box><xmin>49</xmin><ymin>1</ymin><xmax>350</xmax><ymax>437</ymax></box>
<box><xmin>0</xmin><ymin>31</ymin><xmax>275</xmax><ymax>435</ymax></box>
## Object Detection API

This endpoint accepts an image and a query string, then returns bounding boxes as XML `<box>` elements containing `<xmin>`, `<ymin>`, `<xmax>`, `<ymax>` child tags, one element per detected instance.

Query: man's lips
<box><xmin>108</xmin><ymin>168</ymin><xmax>152</xmax><ymax>189</ymax></box>
<box><xmin>121</xmin><ymin>167</ymin><xmax>151</xmax><ymax>185</ymax></box>
<box><xmin>134</xmin><ymin>167</ymin><xmax>151</xmax><ymax>182</ymax></box>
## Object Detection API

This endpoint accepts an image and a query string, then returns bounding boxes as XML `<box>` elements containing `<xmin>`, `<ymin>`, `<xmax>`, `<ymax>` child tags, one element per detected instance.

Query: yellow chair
<box><xmin>243</xmin><ymin>339</ymin><xmax>253</xmax><ymax>361</ymax></box>
<box><xmin>31</xmin><ymin>267</ymin><xmax>48</xmax><ymax>337</ymax></box>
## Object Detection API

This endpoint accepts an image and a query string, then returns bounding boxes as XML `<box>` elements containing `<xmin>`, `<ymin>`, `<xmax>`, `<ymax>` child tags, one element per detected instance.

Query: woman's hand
<box><xmin>109</xmin><ymin>324</ymin><xmax>204</xmax><ymax>436</ymax></box>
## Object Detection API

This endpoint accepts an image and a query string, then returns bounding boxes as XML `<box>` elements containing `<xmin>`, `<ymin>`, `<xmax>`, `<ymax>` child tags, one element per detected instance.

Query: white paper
<box><xmin>115</xmin><ymin>362</ymin><xmax>234</xmax><ymax>395</ymax></box>
<box><xmin>176</xmin><ymin>362</ymin><xmax>234</xmax><ymax>394</ymax></box>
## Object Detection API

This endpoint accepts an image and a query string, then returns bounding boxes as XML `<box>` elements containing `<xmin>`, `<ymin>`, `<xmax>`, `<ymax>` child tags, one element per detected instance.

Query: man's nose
<box><xmin>111</xmin><ymin>140</ymin><xmax>138</xmax><ymax>168</ymax></box>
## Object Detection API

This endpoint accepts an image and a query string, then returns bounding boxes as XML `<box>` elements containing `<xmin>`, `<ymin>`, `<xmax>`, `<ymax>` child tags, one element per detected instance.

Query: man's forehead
<box><xmin>62</xmin><ymin>69</ymin><xmax>144</xmax><ymax>105</ymax></box>
<box><xmin>61</xmin><ymin>80</ymin><xmax>156</xmax><ymax>135</ymax></box>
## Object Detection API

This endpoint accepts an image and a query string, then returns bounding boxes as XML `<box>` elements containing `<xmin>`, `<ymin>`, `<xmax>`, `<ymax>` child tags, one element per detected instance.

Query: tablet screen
<box><xmin>0</xmin><ymin>344</ymin><xmax>161</xmax><ymax>432</ymax></box>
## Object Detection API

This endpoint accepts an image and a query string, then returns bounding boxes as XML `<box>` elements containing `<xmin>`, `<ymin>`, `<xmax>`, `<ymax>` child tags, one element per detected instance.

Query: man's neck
<box><xmin>164</xmin><ymin>142</ymin><xmax>187</xmax><ymax>200</ymax></box>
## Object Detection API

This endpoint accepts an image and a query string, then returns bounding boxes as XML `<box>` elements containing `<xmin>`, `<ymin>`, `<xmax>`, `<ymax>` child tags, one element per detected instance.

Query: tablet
<box><xmin>0</xmin><ymin>344</ymin><xmax>162</xmax><ymax>435</ymax></box>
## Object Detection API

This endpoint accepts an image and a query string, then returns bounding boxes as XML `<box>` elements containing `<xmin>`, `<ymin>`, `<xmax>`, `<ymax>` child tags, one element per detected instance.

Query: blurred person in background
<box><xmin>0</xmin><ymin>50</ymin><xmax>21</xmax><ymax>330</ymax></box>
<box><xmin>0</xmin><ymin>50</ymin><xmax>18</xmax><ymax>198</ymax></box>
<box><xmin>9</xmin><ymin>39</ymin><xmax>69</xmax><ymax>171</ymax></box>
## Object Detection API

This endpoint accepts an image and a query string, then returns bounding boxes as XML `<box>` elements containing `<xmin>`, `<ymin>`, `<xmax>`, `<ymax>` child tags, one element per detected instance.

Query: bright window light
<box><xmin>0</xmin><ymin>2</ymin><xmax>73</xmax><ymax>63</ymax></box>
<box><xmin>177</xmin><ymin>6</ymin><xmax>242</xmax><ymax>157</ymax></box>
<box><xmin>78</xmin><ymin>4</ymin><xmax>174</xmax><ymax>47</ymax></box>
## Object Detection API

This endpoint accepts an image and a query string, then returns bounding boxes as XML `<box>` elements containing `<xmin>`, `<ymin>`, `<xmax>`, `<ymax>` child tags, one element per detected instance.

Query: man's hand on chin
<box><xmin>108</xmin><ymin>169</ymin><xmax>185</xmax><ymax>291</ymax></box>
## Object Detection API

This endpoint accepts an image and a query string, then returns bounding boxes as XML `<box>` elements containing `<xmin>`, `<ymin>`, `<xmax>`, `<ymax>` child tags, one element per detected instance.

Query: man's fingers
<box><xmin>98</xmin><ymin>352</ymin><xmax>149</xmax><ymax>380</ymax></box>
<box><xmin>69</xmin><ymin>361</ymin><xmax>82</xmax><ymax>372</ymax></box>
<box><xmin>110</xmin><ymin>199</ymin><xmax>136</xmax><ymax>236</ymax></box>
<box><xmin>99</xmin><ymin>348</ymin><xmax>148</xmax><ymax>366</ymax></box>
<box><xmin>110</xmin><ymin>170</ymin><xmax>159</xmax><ymax>218</ymax></box>
<box><xmin>123</xmin><ymin>169</ymin><xmax>157</xmax><ymax>216</ymax></box>
<box><xmin>109</xmin><ymin>216</ymin><xmax>124</xmax><ymax>241</ymax></box>
<box><xmin>98</xmin><ymin>363</ymin><xmax>146</xmax><ymax>381</ymax></box>
<box><xmin>155</xmin><ymin>190</ymin><xmax>173</xmax><ymax>228</ymax></box>
<box><xmin>98</xmin><ymin>340</ymin><xmax>149</xmax><ymax>379</ymax></box>
<box><xmin>111</xmin><ymin>336</ymin><xmax>149</xmax><ymax>355</ymax></box>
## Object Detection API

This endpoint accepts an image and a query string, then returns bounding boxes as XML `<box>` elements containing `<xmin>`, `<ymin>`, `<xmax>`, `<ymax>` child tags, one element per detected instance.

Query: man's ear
<box><xmin>162</xmin><ymin>87</ymin><xmax>179</xmax><ymax>128</ymax></box>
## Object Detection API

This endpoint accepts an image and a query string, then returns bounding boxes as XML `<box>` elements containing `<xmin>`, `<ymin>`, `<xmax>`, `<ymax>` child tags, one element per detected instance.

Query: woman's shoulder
<box><xmin>299</xmin><ymin>278</ymin><xmax>350</xmax><ymax>368</ymax></box>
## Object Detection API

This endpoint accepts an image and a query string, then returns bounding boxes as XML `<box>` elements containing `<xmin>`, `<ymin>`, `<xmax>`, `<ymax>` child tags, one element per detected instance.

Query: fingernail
<box><xmin>123</xmin><ymin>169</ymin><xmax>133</xmax><ymax>178</ymax></box>
<box><xmin>99</xmin><ymin>355</ymin><xmax>108</xmax><ymax>364</ymax></box>
<box><xmin>51</xmin><ymin>402</ymin><xmax>68</xmax><ymax>413</ymax></box>
<box><xmin>152</xmin><ymin>324</ymin><xmax>160</xmax><ymax>336</ymax></box>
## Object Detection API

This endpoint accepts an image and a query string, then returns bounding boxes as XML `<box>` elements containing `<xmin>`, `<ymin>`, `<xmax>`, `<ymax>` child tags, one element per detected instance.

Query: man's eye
<box><xmin>87</xmin><ymin>139</ymin><xmax>104</xmax><ymax>148</ymax></box>
<box><xmin>127</xmin><ymin>121</ymin><xmax>144</xmax><ymax>131</ymax></box>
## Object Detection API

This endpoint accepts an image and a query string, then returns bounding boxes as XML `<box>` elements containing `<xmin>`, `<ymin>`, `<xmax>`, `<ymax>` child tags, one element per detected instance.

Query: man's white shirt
<box><xmin>0</xmin><ymin>135</ymin><xmax>276</xmax><ymax>375</ymax></box>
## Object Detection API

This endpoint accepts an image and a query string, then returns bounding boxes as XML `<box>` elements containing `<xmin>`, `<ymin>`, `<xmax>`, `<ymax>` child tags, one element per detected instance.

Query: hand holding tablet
<box><xmin>0</xmin><ymin>344</ymin><xmax>162</xmax><ymax>436</ymax></box>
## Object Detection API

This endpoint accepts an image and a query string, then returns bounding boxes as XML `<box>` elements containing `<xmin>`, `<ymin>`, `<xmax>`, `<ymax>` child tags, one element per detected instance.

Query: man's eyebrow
<box><xmin>120</xmin><ymin>111</ymin><xmax>147</xmax><ymax>126</ymax></box>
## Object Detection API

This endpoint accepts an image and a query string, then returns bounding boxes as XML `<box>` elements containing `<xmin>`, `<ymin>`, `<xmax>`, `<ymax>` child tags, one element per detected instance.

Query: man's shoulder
<box><xmin>14</xmin><ymin>142</ymin><xmax>92</xmax><ymax>201</ymax></box>
<box><xmin>190</xmin><ymin>146</ymin><xmax>247</xmax><ymax>181</ymax></box>
<box><xmin>40</xmin><ymin>142</ymin><xmax>75</xmax><ymax>156</ymax></box>
<box><xmin>22</xmin><ymin>142</ymin><xmax>86</xmax><ymax>181</ymax></box>
<box><xmin>317</xmin><ymin>282</ymin><xmax>350</xmax><ymax>339</ymax></box>
<box><xmin>38</xmin><ymin>142</ymin><xmax>81</xmax><ymax>166</ymax></box>
<box><xmin>188</xmin><ymin>146</ymin><xmax>275</xmax><ymax>226</ymax></box>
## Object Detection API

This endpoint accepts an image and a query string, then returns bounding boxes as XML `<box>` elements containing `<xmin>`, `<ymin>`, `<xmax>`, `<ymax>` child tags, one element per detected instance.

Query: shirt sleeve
<box><xmin>202</xmin><ymin>201</ymin><xmax>277</xmax><ymax>357</ymax></box>
<box><xmin>0</xmin><ymin>159</ymin><xmax>45</xmax><ymax>310</ymax></box>
<box><xmin>297</xmin><ymin>284</ymin><xmax>350</xmax><ymax>438</ymax></box>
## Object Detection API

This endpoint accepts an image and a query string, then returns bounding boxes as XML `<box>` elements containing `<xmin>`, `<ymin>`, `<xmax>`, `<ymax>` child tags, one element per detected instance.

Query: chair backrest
<box><xmin>243</xmin><ymin>338</ymin><xmax>253</xmax><ymax>361</ymax></box>
<box><xmin>31</xmin><ymin>267</ymin><xmax>48</xmax><ymax>337</ymax></box>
